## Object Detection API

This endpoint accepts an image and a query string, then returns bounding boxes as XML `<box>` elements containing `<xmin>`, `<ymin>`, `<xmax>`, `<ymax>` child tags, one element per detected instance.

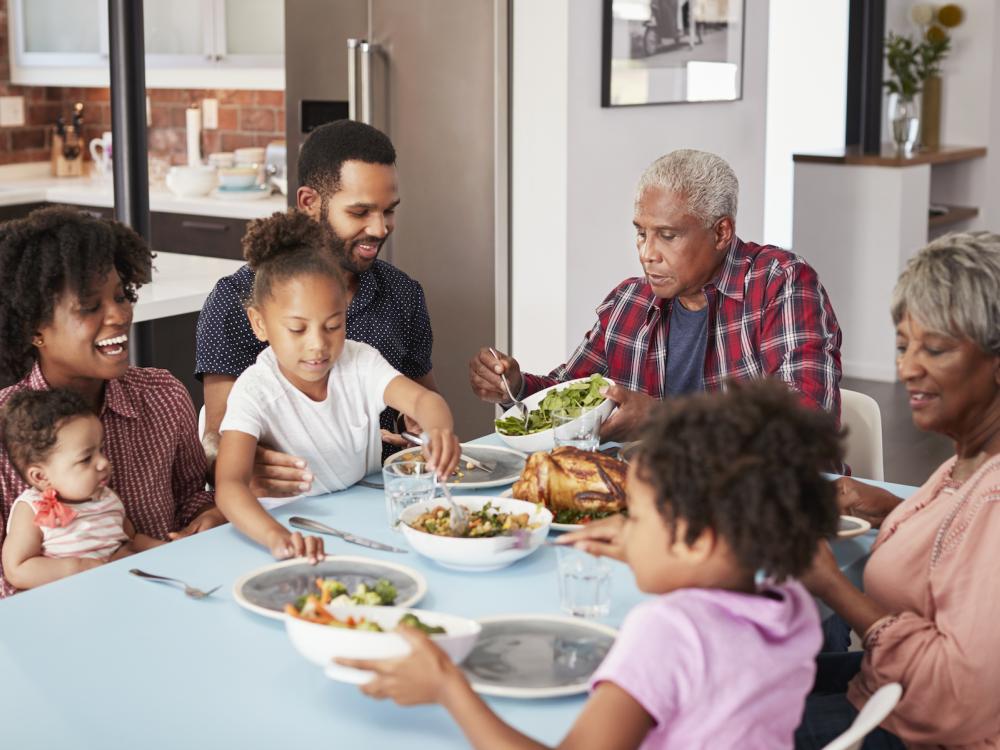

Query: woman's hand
<box><xmin>835</xmin><ymin>477</ymin><xmax>903</xmax><ymax>528</ymax></box>
<box><xmin>800</xmin><ymin>540</ymin><xmax>845</xmax><ymax>600</ymax></box>
<box><xmin>336</xmin><ymin>626</ymin><xmax>465</xmax><ymax>706</ymax></box>
<box><xmin>250</xmin><ymin>445</ymin><xmax>313</xmax><ymax>498</ymax></box>
<box><xmin>422</xmin><ymin>428</ymin><xmax>461</xmax><ymax>481</ymax></box>
<box><xmin>265</xmin><ymin>528</ymin><xmax>324</xmax><ymax>563</ymax></box>
<box><xmin>557</xmin><ymin>514</ymin><xmax>627</xmax><ymax>562</ymax></box>
<box><xmin>167</xmin><ymin>507</ymin><xmax>227</xmax><ymax>540</ymax></box>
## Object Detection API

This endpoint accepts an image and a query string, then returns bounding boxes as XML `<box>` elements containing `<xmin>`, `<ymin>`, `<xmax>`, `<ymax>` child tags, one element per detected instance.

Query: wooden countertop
<box><xmin>792</xmin><ymin>144</ymin><xmax>987</xmax><ymax>167</ymax></box>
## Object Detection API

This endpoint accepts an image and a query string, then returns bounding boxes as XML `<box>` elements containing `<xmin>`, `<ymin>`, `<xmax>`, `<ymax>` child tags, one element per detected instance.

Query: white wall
<box><xmin>512</xmin><ymin>0</ymin><xmax>773</xmax><ymax>370</ymax></box>
<box><xmin>763</xmin><ymin>0</ymin><xmax>849</xmax><ymax>249</ymax></box>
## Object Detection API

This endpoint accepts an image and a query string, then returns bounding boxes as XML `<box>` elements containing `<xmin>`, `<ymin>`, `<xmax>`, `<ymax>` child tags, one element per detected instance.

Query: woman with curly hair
<box><xmin>796</xmin><ymin>232</ymin><xmax>1000</xmax><ymax>749</ymax></box>
<box><xmin>337</xmin><ymin>380</ymin><xmax>841</xmax><ymax>749</ymax></box>
<box><xmin>0</xmin><ymin>207</ymin><xmax>224</xmax><ymax>596</ymax></box>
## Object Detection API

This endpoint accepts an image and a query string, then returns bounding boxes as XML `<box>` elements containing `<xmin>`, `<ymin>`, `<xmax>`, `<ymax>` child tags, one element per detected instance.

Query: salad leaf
<box><xmin>496</xmin><ymin>374</ymin><xmax>611</xmax><ymax>436</ymax></box>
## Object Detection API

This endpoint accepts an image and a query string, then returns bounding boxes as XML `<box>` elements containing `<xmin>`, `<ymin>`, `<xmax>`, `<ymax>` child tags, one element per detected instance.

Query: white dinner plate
<box><xmin>462</xmin><ymin>614</ymin><xmax>617</xmax><ymax>699</ymax></box>
<box><xmin>232</xmin><ymin>555</ymin><xmax>428</xmax><ymax>620</ymax></box>
<box><xmin>384</xmin><ymin>444</ymin><xmax>527</xmax><ymax>489</ymax></box>
<box><xmin>837</xmin><ymin>515</ymin><xmax>872</xmax><ymax>539</ymax></box>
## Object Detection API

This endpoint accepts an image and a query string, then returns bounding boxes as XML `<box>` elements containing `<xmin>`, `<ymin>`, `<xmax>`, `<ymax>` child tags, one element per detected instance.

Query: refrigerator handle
<box><xmin>359</xmin><ymin>41</ymin><xmax>375</xmax><ymax>125</ymax></box>
<box><xmin>347</xmin><ymin>38</ymin><xmax>361</xmax><ymax>121</ymax></box>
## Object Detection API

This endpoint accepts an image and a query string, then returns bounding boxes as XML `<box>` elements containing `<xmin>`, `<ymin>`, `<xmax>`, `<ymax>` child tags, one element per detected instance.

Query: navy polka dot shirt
<box><xmin>195</xmin><ymin>259</ymin><xmax>433</xmax><ymax>455</ymax></box>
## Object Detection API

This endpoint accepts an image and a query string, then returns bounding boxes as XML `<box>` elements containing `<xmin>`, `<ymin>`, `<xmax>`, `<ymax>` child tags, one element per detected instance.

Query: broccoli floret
<box><xmin>374</xmin><ymin>578</ymin><xmax>397</xmax><ymax>605</ymax></box>
<box><xmin>397</xmin><ymin>613</ymin><xmax>446</xmax><ymax>635</ymax></box>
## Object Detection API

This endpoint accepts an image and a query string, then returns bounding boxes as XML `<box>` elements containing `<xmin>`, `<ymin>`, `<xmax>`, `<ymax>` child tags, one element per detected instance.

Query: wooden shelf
<box><xmin>928</xmin><ymin>204</ymin><xmax>979</xmax><ymax>229</ymax></box>
<box><xmin>793</xmin><ymin>144</ymin><xmax>987</xmax><ymax>168</ymax></box>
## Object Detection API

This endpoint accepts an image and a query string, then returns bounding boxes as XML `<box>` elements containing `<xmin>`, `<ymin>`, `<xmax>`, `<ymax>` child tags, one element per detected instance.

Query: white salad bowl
<box><xmin>494</xmin><ymin>377</ymin><xmax>616</xmax><ymax>454</ymax></box>
<box><xmin>286</xmin><ymin>604</ymin><xmax>481</xmax><ymax>684</ymax></box>
<box><xmin>165</xmin><ymin>165</ymin><xmax>218</xmax><ymax>197</ymax></box>
<box><xmin>399</xmin><ymin>496</ymin><xmax>553</xmax><ymax>572</ymax></box>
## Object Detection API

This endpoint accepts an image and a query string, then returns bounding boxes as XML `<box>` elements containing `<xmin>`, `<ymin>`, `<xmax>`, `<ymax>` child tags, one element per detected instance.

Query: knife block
<box><xmin>51</xmin><ymin>129</ymin><xmax>84</xmax><ymax>177</ymax></box>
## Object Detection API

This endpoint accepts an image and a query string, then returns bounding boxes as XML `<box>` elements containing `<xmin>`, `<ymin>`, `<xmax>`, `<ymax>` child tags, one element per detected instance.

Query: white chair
<box><xmin>840</xmin><ymin>389</ymin><xmax>884</xmax><ymax>481</ymax></box>
<box><xmin>820</xmin><ymin>682</ymin><xmax>903</xmax><ymax>750</ymax></box>
<box><xmin>198</xmin><ymin>405</ymin><xmax>206</xmax><ymax>441</ymax></box>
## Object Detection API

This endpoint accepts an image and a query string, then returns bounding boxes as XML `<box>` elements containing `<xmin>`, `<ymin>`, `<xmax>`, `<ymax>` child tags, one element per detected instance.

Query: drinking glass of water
<box><xmin>556</xmin><ymin>544</ymin><xmax>612</xmax><ymax>618</ymax></box>
<box><xmin>552</xmin><ymin>406</ymin><xmax>602</xmax><ymax>451</ymax></box>
<box><xmin>382</xmin><ymin>461</ymin><xmax>436</xmax><ymax>532</ymax></box>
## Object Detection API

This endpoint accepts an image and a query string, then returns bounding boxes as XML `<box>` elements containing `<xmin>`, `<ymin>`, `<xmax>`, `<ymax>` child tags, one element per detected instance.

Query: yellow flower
<box><xmin>937</xmin><ymin>4</ymin><xmax>964</xmax><ymax>28</ymax></box>
<box><xmin>926</xmin><ymin>24</ymin><xmax>948</xmax><ymax>44</ymax></box>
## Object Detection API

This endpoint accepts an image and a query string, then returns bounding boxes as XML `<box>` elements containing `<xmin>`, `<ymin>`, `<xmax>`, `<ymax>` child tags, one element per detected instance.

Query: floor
<box><xmin>842</xmin><ymin>377</ymin><xmax>953</xmax><ymax>487</ymax></box>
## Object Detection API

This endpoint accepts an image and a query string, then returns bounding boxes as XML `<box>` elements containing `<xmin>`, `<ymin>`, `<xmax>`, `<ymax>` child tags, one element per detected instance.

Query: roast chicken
<box><xmin>511</xmin><ymin>446</ymin><xmax>627</xmax><ymax>515</ymax></box>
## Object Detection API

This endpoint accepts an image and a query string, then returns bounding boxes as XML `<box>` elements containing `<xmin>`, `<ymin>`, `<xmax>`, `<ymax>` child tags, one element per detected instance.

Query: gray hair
<box><xmin>891</xmin><ymin>231</ymin><xmax>1000</xmax><ymax>356</ymax></box>
<box><xmin>635</xmin><ymin>149</ymin><xmax>739</xmax><ymax>227</ymax></box>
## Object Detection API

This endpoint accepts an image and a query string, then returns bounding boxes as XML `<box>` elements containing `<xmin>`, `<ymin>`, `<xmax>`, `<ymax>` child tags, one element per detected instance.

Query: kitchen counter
<box><xmin>134</xmin><ymin>251</ymin><xmax>245</xmax><ymax>322</ymax></box>
<box><xmin>0</xmin><ymin>164</ymin><xmax>287</xmax><ymax>221</ymax></box>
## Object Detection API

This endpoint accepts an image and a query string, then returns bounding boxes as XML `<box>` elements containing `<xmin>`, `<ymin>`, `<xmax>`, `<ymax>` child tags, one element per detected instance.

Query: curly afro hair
<box><xmin>298</xmin><ymin>120</ymin><xmax>395</xmax><ymax>199</ymax></box>
<box><xmin>0</xmin><ymin>206</ymin><xmax>153</xmax><ymax>387</ymax></box>
<box><xmin>633</xmin><ymin>379</ymin><xmax>842</xmax><ymax>581</ymax></box>
<box><xmin>1</xmin><ymin>388</ymin><xmax>95</xmax><ymax>480</ymax></box>
<box><xmin>242</xmin><ymin>209</ymin><xmax>345</xmax><ymax>305</ymax></box>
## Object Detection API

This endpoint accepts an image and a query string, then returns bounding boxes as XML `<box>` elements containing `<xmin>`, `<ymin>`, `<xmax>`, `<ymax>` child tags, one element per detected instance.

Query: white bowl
<box><xmin>494</xmin><ymin>377</ymin><xmax>617</xmax><ymax>454</ymax></box>
<box><xmin>165</xmin><ymin>165</ymin><xmax>217</xmax><ymax>197</ymax></box>
<box><xmin>285</xmin><ymin>604</ymin><xmax>481</xmax><ymax>684</ymax></box>
<box><xmin>399</xmin><ymin>496</ymin><xmax>553</xmax><ymax>571</ymax></box>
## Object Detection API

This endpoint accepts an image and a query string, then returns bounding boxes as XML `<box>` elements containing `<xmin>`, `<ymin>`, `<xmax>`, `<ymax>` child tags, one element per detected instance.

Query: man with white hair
<box><xmin>469</xmin><ymin>149</ymin><xmax>843</xmax><ymax>440</ymax></box>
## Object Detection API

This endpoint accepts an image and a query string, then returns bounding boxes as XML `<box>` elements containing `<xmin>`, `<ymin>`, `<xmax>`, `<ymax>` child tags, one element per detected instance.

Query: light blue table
<box><xmin>0</xmin><ymin>463</ymin><xmax>917</xmax><ymax>750</ymax></box>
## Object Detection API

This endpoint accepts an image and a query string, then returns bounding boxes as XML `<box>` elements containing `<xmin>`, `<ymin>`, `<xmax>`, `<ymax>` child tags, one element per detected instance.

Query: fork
<box><xmin>489</xmin><ymin>347</ymin><xmax>529</xmax><ymax>428</ymax></box>
<box><xmin>435</xmin><ymin>478</ymin><xmax>470</xmax><ymax>536</ymax></box>
<box><xmin>129</xmin><ymin>568</ymin><xmax>220</xmax><ymax>599</ymax></box>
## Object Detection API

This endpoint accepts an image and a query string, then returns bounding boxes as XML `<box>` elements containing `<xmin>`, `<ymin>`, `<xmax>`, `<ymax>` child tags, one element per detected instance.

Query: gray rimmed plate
<box><xmin>838</xmin><ymin>515</ymin><xmax>872</xmax><ymax>539</ymax></box>
<box><xmin>232</xmin><ymin>555</ymin><xmax>428</xmax><ymax>620</ymax></box>
<box><xmin>462</xmin><ymin>614</ymin><xmax>617</xmax><ymax>698</ymax></box>
<box><xmin>384</xmin><ymin>444</ymin><xmax>527</xmax><ymax>489</ymax></box>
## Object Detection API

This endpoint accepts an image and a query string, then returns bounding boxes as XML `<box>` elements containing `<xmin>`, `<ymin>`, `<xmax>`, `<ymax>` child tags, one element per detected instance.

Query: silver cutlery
<box><xmin>489</xmin><ymin>347</ymin><xmax>530</xmax><ymax>428</ymax></box>
<box><xmin>400</xmin><ymin>431</ymin><xmax>496</xmax><ymax>474</ymax></box>
<box><xmin>357</xmin><ymin>479</ymin><xmax>384</xmax><ymax>490</ymax></box>
<box><xmin>395</xmin><ymin>433</ymin><xmax>470</xmax><ymax>535</ymax></box>
<box><xmin>288</xmin><ymin>516</ymin><xmax>409</xmax><ymax>553</ymax></box>
<box><xmin>129</xmin><ymin>568</ymin><xmax>220</xmax><ymax>599</ymax></box>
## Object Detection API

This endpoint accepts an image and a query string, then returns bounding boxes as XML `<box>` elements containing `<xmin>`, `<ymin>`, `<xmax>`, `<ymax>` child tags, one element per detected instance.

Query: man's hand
<box><xmin>468</xmin><ymin>347</ymin><xmax>522</xmax><ymax>403</ymax></box>
<box><xmin>380</xmin><ymin>415</ymin><xmax>425</xmax><ymax>448</ymax></box>
<box><xmin>336</xmin><ymin>626</ymin><xmax>465</xmax><ymax>706</ymax></box>
<box><xmin>835</xmin><ymin>477</ymin><xmax>903</xmax><ymax>529</ymax></box>
<box><xmin>167</xmin><ymin>507</ymin><xmax>228</xmax><ymax>541</ymax></box>
<box><xmin>557</xmin><ymin>514</ymin><xmax>627</xmax><ymax>562</ymax></box>
<box><xmin>249</xmin><ymin>445</ymin><xmax>313</xmax><ymax>498</ymax></box>
<box><xmin>598</xmin><ymin>384</ymin><xmax>657</xmax><ymax>442</ymax></box>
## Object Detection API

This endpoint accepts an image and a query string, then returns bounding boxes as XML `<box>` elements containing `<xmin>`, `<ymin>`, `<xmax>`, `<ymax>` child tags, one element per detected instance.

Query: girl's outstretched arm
<box><xmin>338</xmin><ymin>627</ymin><xmax>653</xmax><ymax>750</ymax></box>
<box><xmin>383</xmin><ymin>376</ymin><xmax>461</xmax><ymax>479</ymax></box>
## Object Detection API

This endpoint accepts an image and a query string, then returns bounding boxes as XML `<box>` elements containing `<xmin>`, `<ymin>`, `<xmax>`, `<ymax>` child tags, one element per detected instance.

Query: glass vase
<box><xmin>888</xmin><ymin>93</ymin><xmax>920</xmax><ymax>156</ymax></box>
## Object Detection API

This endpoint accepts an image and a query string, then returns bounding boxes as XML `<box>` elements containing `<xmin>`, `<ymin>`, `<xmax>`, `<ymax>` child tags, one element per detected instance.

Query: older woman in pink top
<box><xmin>796</xmin><ymin>231</ymin><xmax>1000</xmax><ymax>749</ymax></box>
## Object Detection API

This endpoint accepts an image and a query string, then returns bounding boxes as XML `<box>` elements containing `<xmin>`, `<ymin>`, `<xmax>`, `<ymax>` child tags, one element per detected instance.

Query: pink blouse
<box><xmin>848</xmin><ymin>455</ymin><xmax>1000</xmax><ymax>749</ymax></box>
<box><xmin>0</xmin><ymin>363</ymin><xmax>215</xmax><ymax>598</ymax></box>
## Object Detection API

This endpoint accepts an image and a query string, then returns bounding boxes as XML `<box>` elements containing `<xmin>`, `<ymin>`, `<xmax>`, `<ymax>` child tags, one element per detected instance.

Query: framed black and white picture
<box><xmin>601</xmin><ymin>0</ymin><xmax>746</xmax><ymax>107</ymax></box>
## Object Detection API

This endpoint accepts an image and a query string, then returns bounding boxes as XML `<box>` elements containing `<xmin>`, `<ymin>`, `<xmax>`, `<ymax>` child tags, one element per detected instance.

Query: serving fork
<box><xmin>129</xmin><ymin>568</ymin><xmax>220</xmax><ymax>599</ymax></box>
<box><xmin>489</xmin><ymin>347</ymin><xmax>530</xmax><ymax>429</ymax></box>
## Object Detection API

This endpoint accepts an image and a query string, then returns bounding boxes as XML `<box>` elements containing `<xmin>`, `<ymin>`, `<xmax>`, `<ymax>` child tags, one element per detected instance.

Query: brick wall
<box><xmin>0</xmin><ymin>0</ymin><xmax>284</xmax><ymax>168</ymax></box>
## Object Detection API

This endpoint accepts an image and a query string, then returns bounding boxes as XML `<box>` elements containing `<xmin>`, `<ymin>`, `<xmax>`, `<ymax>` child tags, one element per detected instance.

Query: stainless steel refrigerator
<box><xmin>284</xmin><ymin>0</ymin><xmax>510</xmax><ymax>440</ymax></box>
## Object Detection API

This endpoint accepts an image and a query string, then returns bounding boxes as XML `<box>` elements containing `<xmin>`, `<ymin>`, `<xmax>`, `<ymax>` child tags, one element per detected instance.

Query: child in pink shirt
<box><xmin>1</xmin><ymin>389</ymin><xmax>163</xmax><ymax>589</ymax></box>
<box><xmin>338</xmin><ymin>380</ymin><xmax>841</xmax><ymax>750</ymax></box>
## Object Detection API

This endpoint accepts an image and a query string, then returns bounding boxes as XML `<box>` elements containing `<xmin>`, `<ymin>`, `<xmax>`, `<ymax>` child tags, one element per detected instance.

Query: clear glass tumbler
<box><xmin>382</xmin><ymin>461</ymin><xmax>436</xmax><ymax>532</ymax></box>
<box><xmin>556</xmin><ymin>545</ymin><xmax>612</xmax><ymax>618</ymax></box>
<box><xmin>552</xmin><ymin>406</ymin><xmax>602</xmax><ymax>451</ymax></box>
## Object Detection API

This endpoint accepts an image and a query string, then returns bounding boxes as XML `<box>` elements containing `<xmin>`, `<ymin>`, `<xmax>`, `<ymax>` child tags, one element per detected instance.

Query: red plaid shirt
<box><xmin>0</xmin><ymin>364</ymin><xmax>215</xmax><ymax>598</ymax></box>
<box><xmin>522</xmin><ymin>238</ymin><xmax>842</xmax><ymax>417</ymax></box>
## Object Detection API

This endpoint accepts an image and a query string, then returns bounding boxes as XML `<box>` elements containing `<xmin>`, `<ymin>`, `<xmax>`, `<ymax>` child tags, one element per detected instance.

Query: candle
<box><xmin>186</xmin><ymin>106</ymin><xmax>202</xmax><ymax>166</ymax></box>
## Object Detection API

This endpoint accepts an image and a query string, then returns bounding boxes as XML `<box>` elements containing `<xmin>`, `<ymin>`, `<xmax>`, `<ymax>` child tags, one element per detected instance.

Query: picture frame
<box><xmin>601</xmin><ymin>0</ymin><xmax>747</xmax><ymax>107</ymax></box>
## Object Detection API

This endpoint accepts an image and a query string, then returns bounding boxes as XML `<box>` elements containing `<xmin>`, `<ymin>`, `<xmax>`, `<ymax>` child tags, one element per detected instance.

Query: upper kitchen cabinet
<box><xmin>8</xmin><ymin>0</ymin><xmax>284</xmax><ymax>89</ymax></box>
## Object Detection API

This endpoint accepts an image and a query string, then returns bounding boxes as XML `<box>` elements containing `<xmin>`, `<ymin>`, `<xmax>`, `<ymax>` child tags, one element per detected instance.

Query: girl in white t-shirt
<box><xmin>215</xmin><ymin>211</ymin><xmax>460</xmax><ymax>561</ymax></box>
<box><xmin>1</xmin><ymin>389</ymin><xmax>163</xmax><ymax>590</ymax></box>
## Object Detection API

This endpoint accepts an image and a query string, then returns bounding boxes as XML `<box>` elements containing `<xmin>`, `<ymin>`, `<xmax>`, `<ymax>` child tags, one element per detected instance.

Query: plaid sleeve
<box><xmin>758</xmin><ymin>260</ymin><xmax>843</xmax><ymax>421</ymax></box>
<box><xmin>521</xmin><ymin>293</ymin><xmax>613</xmax><ymax>398</ymax></box>
<box><xmin>164</xmin><ymin>379</ymin><xmax>216</xmax><ymax>527</ymax></box>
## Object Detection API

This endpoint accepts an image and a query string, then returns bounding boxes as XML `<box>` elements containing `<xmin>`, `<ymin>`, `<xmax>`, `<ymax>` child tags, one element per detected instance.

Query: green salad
<box><xmin>495</xmin><ymin>375</ymin><xmax>611</xmax><ymax>436</ymax></box>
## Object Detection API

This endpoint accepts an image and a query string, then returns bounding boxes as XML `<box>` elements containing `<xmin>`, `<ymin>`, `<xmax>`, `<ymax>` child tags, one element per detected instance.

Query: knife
<box><xmin>288</xmin><ymin>516</ymin><xmax>408</xmax><ymax>554</ymax></box>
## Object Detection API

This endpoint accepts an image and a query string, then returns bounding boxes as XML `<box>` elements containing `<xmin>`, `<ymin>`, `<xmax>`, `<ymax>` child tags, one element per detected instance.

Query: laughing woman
<box><xmin>796</xmin><ymin>232</ymin><xmax>1000</xmax><ymax>750</ymax></box>
<box><xmin>0</xmin><ymin>207</ymin><xmax>223</xmax><ymax>596</ymax></box>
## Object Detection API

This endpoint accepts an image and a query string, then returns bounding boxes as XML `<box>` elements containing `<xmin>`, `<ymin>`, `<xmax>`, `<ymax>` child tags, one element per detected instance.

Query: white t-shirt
<box><xmin>220</xmin><ymin>341</ymin><xmax>401</xmax><ymax>500</ymax></box>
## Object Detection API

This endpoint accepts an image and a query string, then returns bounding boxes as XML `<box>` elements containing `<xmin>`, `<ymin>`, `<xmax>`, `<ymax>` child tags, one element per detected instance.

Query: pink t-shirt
<box><xmin>590</xmin><ymin>582</ymin><xmax>820</xmax><ymax>750</ymax></box>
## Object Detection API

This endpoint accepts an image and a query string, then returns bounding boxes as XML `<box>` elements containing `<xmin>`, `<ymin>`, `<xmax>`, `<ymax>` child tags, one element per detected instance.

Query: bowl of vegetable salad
<box><xmin>399</xmin><ymin>496</ymin><xmax>553</xmax><ymax>571</ymax></box>
<box><xmin>285</xmin><ymin>603</ymin><xmax>481</xmax><ymax>684</ymax></box>
<box><xmin>494</xmin><ymin>375</ymin><xmax>615</xmax><ymax>453</ymax></box>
